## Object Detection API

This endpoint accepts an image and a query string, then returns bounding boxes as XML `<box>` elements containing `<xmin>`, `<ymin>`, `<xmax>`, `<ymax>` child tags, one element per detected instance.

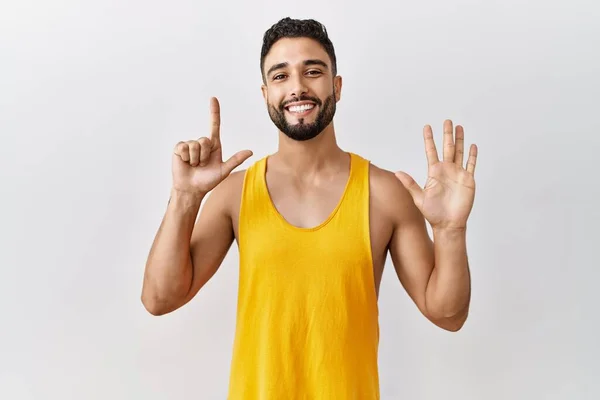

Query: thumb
<box><xmin>395</xmin><ymin>171</ymin><xmax>423</xmax><ymax>206</ymax></box>
<box><xmin>222</xmin><ymin>150</ymin><xmax>253</xmax><ymax>176</ymax></box>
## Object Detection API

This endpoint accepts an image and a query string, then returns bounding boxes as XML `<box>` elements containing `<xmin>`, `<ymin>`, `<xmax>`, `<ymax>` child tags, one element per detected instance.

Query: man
<box><xmin>141</xmin><ymin>17</ymin><xmax>478</xmax><ymax>400</ymax></box>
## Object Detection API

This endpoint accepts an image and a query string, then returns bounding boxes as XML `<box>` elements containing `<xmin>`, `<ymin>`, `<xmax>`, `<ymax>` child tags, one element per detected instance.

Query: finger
<box><xmin>443</xmin><ymin>119</ymin><xmax>455</xmax><ymax>162</ymax></box>
<box><xmin>423</xmin><ymin>125</ymin><xmax>439</xmax><ymax>167</ymax></box>
<box><xmin>454</xmin><ymin>125</ymin><xmax>465</xmax><ymax>167</ymax></box>
<box><xmin>187</xmin><ymin>140</ymin><xmax>201</xmax><ymax>166</ymax></box>
<box><xmin>209</xmin><ymin>97</ymin><xmax>221</xmax><ymax>143</ymax></box>
<box><xmin>174</xmin><ymin>142</ymin><xmax>190</xmax><ymax>162</ymax></box>
<box><xmin>394</xmin><ymin>171</ymin><xmax>424</xmax><ymax>207</ymax></box>
<box><xmin>466</xmin><ymin>144</ymin><xmax>478</xmax><ymax>175</ymax></box>
<box><xmin>222</xmin><ymin>150</ymin><xmax>253</xmax><ymax>176</ymax></box>
<box><xmin>197</xmin><ymin>137</ymin><xmax>211</xmax><ymax>167</ymax></box>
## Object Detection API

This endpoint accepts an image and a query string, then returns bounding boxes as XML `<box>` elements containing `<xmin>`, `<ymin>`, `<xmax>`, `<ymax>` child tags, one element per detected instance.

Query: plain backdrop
<box><xmin>1</xmin><ymin>1</ymin><xmax>598</xmax><ymax>399</ymax></box>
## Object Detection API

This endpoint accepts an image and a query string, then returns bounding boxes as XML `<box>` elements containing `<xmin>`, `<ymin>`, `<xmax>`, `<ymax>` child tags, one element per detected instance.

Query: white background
<box><xmin>1</xmin><ymin>0</ymin><xmax>598</xmax><ymax>399</ymax></box>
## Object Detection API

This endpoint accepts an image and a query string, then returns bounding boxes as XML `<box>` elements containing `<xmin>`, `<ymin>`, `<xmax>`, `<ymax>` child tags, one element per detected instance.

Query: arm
<box><xmin>388</xmin><ymin>189</ymin><xmax>470</xmax><ymax>332</ymax></box>
<box><xmin>391</xmin><ymin>120</ymin><xmax>478</xmax><ymax>332</ymax></box>
<box><xmin>141</xmin><ymin>173</ymin><xmax>239</xmax><ymax>316</ymax></box>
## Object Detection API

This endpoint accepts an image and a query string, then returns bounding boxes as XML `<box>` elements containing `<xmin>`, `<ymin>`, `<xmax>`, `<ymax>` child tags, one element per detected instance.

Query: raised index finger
<box><xmin>209</xmin><ymin>97</ymin><xmax>221</xmax><ymax>142</ymax></box>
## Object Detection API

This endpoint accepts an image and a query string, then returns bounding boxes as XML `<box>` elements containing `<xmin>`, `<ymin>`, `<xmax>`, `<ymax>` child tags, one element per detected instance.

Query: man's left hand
<box><xmin>395</xmin><ymin>120</ymin><xmax>478</xmax><ymax>230</ymax></box>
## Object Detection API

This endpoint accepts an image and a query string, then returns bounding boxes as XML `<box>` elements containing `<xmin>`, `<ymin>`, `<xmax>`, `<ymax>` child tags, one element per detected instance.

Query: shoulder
<box><xmin>222</xmin><ymin>168</ymin><xmax>248</xmax><ymax>188</ymax></box>
<box><xmin>366</xmin><ymin>158</ymin><xmax>422</xmax><ymax>226</ymax></box>
<box><xmin>367</xmin><ymin>161</ymin><xmax>399</xmax><ymax>193</ymax></box>
<box><xmin>208</xmin><ymin>168</ymin><xmax>247</xmax><ymax>217</ymax></box>
<box><xmin>209</xmin><ymin>154</ymin><xmax>265</xmax><ymax>199</ymax></box>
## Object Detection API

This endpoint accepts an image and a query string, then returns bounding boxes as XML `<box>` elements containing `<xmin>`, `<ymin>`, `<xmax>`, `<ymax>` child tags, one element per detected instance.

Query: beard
<box><xmin>268</xmin><ymin>92</ymin><xmax>336</xmax><ymax>142</ymax></box>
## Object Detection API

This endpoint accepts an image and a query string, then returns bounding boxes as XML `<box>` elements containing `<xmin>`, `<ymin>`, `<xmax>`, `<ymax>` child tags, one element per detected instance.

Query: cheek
<box><xmin>274</xmin><ymin>98</ymin><xmax>287</xmax><ymax>110</ymax></box>
<box><xmin>317</xmin><ymin>83</ymin><xmax>334</xmax><ymax>98</ymax></box>
<box><xmin>266</xmin><ymin>88</ymin><xmax>283</xmax><ymax>106</ymax></box>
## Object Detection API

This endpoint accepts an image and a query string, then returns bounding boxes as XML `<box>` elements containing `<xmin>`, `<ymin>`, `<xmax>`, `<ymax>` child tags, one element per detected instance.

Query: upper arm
<box><xmin>180</xmin><ymin>171</ymin><xmax>244</xmax><ymax>304</ymax></box>
<box><xmin>375</xmin><ymin>168</ymin><xmax>435</xmax><ymax>318</ymax></box>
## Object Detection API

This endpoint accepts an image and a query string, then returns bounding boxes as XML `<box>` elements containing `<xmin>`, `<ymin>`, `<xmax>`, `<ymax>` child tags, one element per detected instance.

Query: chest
<box><xmin>231</xmin><ymin>174</ymin><xmax>394</xmax><ymax>295</ymax></box>
<box><xmin>265</xmin><ymin>171</ymin><xmax>348</xmax><ymax>230</ymax></box>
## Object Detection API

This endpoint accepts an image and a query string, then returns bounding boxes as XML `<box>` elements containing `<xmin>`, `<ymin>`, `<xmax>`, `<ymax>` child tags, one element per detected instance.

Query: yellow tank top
<box><xmin>227</xmin><ymin>152</ymin><xmax>380</xmax><ymax>399</ymax></box>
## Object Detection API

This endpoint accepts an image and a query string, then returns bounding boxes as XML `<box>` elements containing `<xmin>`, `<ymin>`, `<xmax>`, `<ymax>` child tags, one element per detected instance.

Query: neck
<box><xmin>272</xmin><ymin>123</ymin><xmax>346</xmax><ymax>174</ymax></box>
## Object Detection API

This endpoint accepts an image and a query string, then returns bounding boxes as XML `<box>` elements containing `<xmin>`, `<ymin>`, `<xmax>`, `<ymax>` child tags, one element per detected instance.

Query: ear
<box><xmin>261</xmin><ymin>84</ymin><xmax>268</xmax><ymax>105</ymax></box>
<box><xmin>333</xmin><ymin>75</ymin><xmax>342</xmax><ymax>102</ymax></box>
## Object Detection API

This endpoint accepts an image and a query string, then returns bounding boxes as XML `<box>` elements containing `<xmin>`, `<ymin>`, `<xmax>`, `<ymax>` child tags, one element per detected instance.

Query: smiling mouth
<box><xmin>285</xmin><ymin>103</ymin><xmax>316</xmax><ymax>115</ymax></box>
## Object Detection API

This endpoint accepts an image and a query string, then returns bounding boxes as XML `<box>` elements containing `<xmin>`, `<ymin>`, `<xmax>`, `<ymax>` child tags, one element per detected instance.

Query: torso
<box><xmin>228</xmin><ymin>152</ymin><xmax>400</xmax><ymax>297</ymax></box>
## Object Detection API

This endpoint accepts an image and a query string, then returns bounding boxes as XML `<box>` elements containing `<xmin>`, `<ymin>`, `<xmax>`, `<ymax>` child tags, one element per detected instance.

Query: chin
<box><xmin>288</xmin><ymin>117</ymin><xmax>317</xmax><ymax>127</ymax></box>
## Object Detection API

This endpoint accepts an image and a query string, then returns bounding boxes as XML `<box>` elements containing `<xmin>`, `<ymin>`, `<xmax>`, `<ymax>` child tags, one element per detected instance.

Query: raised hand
<box><xmin>395</xmin><ymin>120</ymin><xmax>478</xmax><ymax>230</ymax></box>
<box><xmin>172</xmin><ymin>97</ymin><xmax>253</xmax><ymax>194</ymax></box>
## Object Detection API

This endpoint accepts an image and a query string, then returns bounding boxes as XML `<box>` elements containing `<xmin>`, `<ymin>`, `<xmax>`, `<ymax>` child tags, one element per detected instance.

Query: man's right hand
<box><xmin>172</xmin><ymin>97</ymin><xmax>253</xmax><ymax>194</ymax></box>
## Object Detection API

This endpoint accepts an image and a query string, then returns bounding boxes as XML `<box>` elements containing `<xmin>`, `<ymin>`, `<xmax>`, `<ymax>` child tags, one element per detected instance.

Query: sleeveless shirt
<box><xmin>227</xmin><ymin>152</ymin><xmax>380</xmax><ymax>399</ymax></box>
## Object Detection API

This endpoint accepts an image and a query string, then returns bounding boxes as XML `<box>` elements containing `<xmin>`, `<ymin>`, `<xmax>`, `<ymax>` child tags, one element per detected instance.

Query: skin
<box><xmin>141</xmin><ymin>37</ymin><xmax>478</xmax><ymax>333</ymax></box>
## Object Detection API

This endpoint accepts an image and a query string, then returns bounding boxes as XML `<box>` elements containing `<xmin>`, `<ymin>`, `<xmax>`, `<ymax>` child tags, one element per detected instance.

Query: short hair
<box><xmin>260</xmin><ymin>17</ymin><xmax>337</xmax><ymax>82</ymax></box>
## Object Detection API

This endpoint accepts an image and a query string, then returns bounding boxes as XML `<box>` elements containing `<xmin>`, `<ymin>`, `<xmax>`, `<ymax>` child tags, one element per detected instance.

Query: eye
<box><xmin>306</xmin><ymin>70</ymin><xmax>322</xmax><ymax>76</ymax></box>
<box><xmin>273</xmin><ymin>74</ymin><xmax>286</xmax><ymax>81</ymax></box>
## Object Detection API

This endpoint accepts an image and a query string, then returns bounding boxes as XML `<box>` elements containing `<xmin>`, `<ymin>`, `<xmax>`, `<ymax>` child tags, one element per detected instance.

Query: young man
<box><xmin>141</xmin><ymin>17</ymin><xmax>478</xmax><ymax>400</ymax></box>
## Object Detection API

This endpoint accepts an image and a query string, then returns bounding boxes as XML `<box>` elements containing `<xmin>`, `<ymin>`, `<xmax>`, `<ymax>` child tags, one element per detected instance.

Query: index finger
<box><xmin>209</xmin><ymin>97</ymin><xmax>221</xmax><ymax>142</ymax></box>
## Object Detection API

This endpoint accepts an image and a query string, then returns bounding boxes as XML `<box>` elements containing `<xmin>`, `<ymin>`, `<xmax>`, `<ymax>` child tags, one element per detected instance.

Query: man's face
<box><xmin>261</xmin><ymin>37</ymin><xmax>342</xmax><ymax>141</ymax></box>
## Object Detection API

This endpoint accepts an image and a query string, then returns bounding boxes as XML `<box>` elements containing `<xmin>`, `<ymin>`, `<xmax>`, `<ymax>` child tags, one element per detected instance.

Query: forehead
<box><xmin>264</xmin><ymin>37</ymin><xmax>331</xmax><ymax>70</ymax></box>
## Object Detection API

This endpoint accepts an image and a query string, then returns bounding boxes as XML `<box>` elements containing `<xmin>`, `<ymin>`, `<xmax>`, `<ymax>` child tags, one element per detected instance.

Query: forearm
<box><xmin>141</xmin><ymin>188</ymin><xmax>205</xmax><ymax>313</ymax></box>
<box><xmin>425</xmin><ymin>227</ymin><xmax>471</xmax><ymax>321</ymax></box>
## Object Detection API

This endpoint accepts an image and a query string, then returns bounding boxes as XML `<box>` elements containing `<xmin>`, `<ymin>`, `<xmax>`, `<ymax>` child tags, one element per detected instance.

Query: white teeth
<box><xmin>288</xmin><ymin>104</ymin><xmax>315</xmax><ymax>113</ymax></box>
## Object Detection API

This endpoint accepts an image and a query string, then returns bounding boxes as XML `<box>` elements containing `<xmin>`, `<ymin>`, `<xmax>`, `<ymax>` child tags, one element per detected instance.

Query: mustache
<box><xmin>279</xmin><ymin>95</ymin><xmax>322</xmax><ymax>111</ymax></box>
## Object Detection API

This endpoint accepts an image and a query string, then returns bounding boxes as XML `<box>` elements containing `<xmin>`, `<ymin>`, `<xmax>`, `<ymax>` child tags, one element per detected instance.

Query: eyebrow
<box><xmin>266</xmin><ymin>59</ymin><xmax>329</xmax><ymax>77</ymax></box>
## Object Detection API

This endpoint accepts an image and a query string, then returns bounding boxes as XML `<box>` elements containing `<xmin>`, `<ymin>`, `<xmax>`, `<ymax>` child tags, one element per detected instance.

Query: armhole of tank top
<box><xmin>363</xmin><ymin>157</ymin><xmax>374</xmax><ymax>265</ymax></box>
<box><xmin>364</xmin><ymin>159</ymin><xmax>379</xmax><ymax>314</ymax></box>
<box><xmin>237</xmin><ymin>164</ymin><xmax>252</xmax><ymax>240</ymax></box>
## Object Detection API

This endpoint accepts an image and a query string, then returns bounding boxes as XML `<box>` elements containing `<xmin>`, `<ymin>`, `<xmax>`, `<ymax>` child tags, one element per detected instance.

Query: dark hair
<box><xmin>260</xmin><ymin>17</ymin><xmax>337</xmax><ymax>82</ymax></box>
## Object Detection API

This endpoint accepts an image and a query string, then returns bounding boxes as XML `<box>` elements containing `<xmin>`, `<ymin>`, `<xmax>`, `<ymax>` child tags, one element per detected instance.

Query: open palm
<box><xmin>396</xmin><ymin>120</ymin><xmax>478</xmax><ymax>230</ymax></box>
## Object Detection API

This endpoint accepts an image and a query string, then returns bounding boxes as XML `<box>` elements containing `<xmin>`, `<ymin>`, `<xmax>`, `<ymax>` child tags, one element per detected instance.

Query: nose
<box><xmin>289</xmin><ymin>73</ymin><xmax>308</xmax><ymax>98</ymax></box>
